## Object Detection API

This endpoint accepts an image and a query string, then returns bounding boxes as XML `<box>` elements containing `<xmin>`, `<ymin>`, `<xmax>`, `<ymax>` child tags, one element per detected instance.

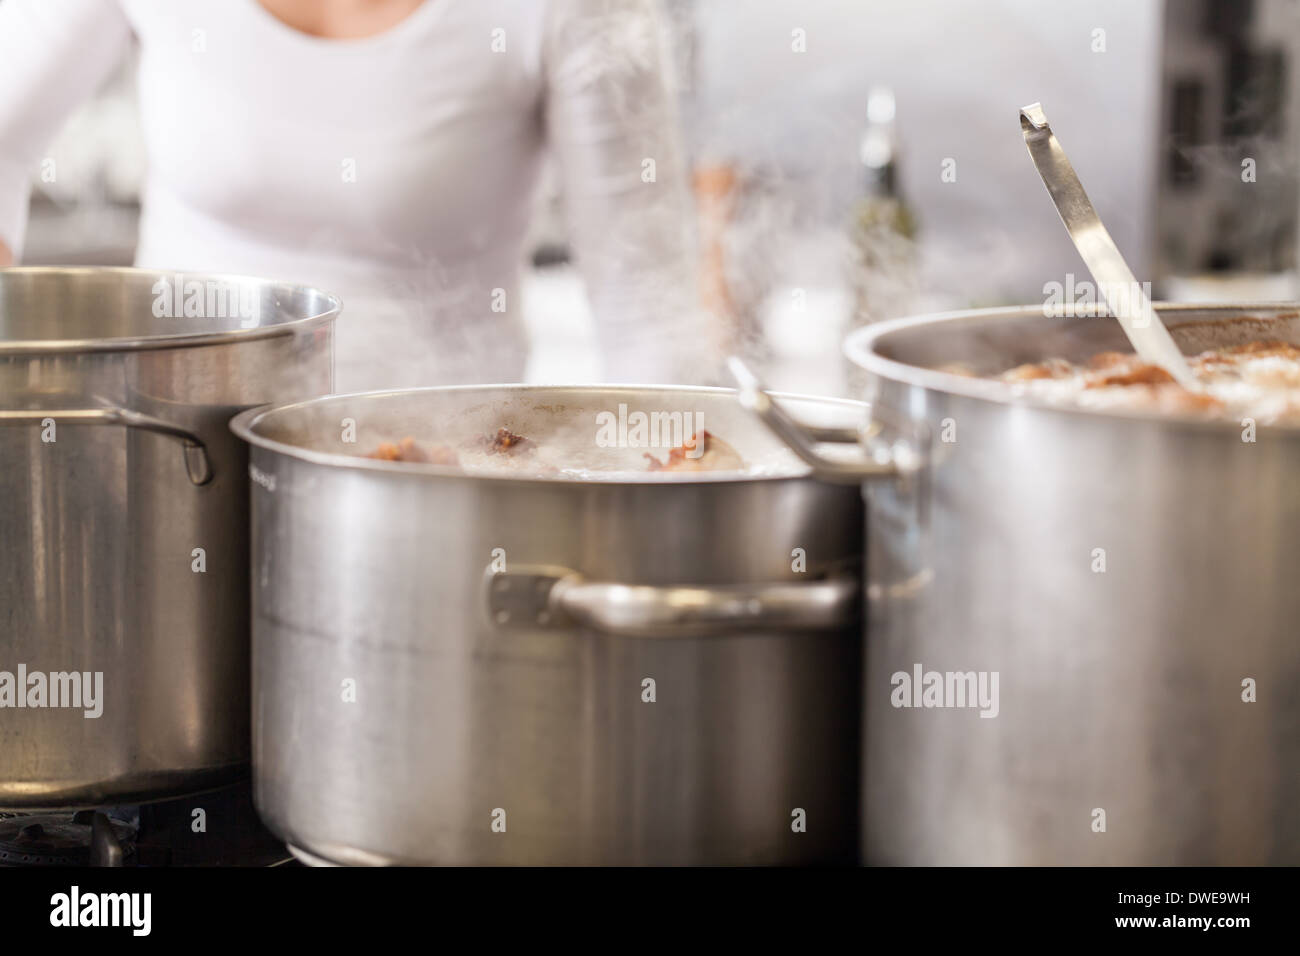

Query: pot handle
<box><xmin>726</xmin><ymin>356</ymin><xmax>922</xmax><ymax>484</ymax></box>
<box><xmin>0</xmin><ymin>407</ymin><xmax>213</xmax><ymax>485</ymax></box>
<box><xmin>487</xmin><ymin>565</ymin><xmax>859</xmax><ymax>638</ymax></box>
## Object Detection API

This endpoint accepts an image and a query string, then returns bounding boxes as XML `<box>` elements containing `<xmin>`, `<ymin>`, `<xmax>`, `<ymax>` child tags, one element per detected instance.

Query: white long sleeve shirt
<box><xmin>0</xmin><ymin>0</ymin><xmax>706</xmax><ymax>389</ymax></box>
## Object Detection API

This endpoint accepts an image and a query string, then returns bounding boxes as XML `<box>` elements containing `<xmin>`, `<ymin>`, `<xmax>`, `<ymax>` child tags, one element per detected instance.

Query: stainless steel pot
<box><xmin>738</xmin><ymin>303</ymin><xmax>1300</xmax><ymax>865</ymax></box>
<box><xmin>231</xmin><ymin>386</ymin><xmax>868</xmax><ymax>865</ymax></box>
<box><xmin>0</xmin><ymin>268</ymin><xmax>336</xmax><ymax>808</ymax></box>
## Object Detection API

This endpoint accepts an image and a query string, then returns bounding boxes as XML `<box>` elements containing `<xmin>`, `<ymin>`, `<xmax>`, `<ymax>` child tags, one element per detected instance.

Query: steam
<box><xmin>1164</xmin><ymin>135</ymin><xmax>1298</xmax><ymax>273</ymax></box>
<box><xmin>542</xmin><ymin>0</ymin><xmax>712</xmax><ymax>385</ymax></box>
<box><xmin>321</xmin><ymin>0</ymin><xmax>715</xmax><ymax>392</ymax></box>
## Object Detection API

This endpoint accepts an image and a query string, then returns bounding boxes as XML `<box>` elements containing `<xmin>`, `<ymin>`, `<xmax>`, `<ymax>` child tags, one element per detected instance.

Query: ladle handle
<box><xmin>1020</xmin><ymin>102</ymin><xmax>1197</xmax><ymax>388</ymax></box>
<box><xmin>726</xmin><ymin>357</ymin><xmax>921</xmax><ymax>484</ymax></box>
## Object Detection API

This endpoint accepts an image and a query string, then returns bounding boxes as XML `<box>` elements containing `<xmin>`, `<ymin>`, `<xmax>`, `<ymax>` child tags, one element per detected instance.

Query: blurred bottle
<box><xmin>849</xmin><ymin>86</ymin><xmax>919</xmax><ymax>328</ymax></box>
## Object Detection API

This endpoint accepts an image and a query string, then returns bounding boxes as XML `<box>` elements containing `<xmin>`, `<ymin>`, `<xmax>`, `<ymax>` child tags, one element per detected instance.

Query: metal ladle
<box><xmin>1020</xmin><ymin>102</ymin><xmax>1198</xmax><ymax>387</ymax></box>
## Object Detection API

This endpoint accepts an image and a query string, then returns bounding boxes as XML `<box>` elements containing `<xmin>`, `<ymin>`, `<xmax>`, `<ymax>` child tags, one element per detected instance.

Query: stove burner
<box><xmin>0</xmin><ymin>811</ymin><xmax>136</xmax><ymax>866</ymax></box>
<box><xmin>0</xmin><ymin>783</ymin><xmax>292</xmax><ymax>866</ymax></box>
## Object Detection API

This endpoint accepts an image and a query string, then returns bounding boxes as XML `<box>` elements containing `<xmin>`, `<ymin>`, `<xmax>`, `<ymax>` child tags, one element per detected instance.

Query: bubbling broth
<box><xmin>253</xmin><ymin>388</ymin><xmax>862</xmax><ymax>481</ymax></box>
<box><xmin>363</xmin><ymin>425</ymin><xmax>797</xmax><ymax>479</ymax></box>
<box><xmin>960</xmin><ymin>339</ymin><xmax>1300</xmax><ymax>425</ymax></box>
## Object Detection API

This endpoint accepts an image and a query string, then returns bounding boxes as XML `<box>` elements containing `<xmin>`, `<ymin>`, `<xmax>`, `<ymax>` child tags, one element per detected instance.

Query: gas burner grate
<box><xmin>0</xmin><ymin>812</ymin><xmax>136</xmax><ymax>867</ymax></box>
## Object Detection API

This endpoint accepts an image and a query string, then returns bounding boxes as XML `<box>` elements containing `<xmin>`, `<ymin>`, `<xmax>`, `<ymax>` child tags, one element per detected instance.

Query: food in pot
<box><xmin>992</xmin><ymin>341</ymin><xmax>1300</xmax><ymax>423</ymax></box>
<box><xmin>363</xmin><ymin>426</ymin><xmax>751</xmax><ymax>476</ymax></box>
<box><xmin>999</xmin><ymin>358</ymin><xmax>1074</xmax><ymax>382</ymax></box>
<box><xmin>644</xmin><ymin>430</ymin><xmax>745</xmax><ymax>472</ymax></box>
<box><xmin>483</xmin><ymin>427</ymin><xmax>532</xmax><ymax>454</ymax></box>
<box><xmin>368</xmin><ymin>437</ymin><xmax>460</xmax><ymax>466</ymax></box>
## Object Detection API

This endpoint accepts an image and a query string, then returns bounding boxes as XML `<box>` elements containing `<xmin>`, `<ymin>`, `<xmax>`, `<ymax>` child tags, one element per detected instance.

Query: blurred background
<box><xmin>16</xmin><ymin>0</ymin><xmax>1300</xmax><ymax>394</ymax></box>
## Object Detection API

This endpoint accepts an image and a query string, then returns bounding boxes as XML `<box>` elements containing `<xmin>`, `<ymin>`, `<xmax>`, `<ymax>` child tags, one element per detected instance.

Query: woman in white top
<box><xmin>0</xmin><ymin>0</ymin><xmax>709</xmax><ymax>389</ymax></box>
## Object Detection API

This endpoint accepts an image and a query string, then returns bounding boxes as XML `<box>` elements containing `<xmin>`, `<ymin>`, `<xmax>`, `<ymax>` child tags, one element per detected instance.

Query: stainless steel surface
<box><xmin>842</xmin><ymin>302</ymin><xmax>1300</xmax><ymax>864</ymax></box>
<box><xmin>488</xmin><ymin>565</ymin><xmax>859</xmax><ymax>638</ymax></box>
<box><xmin>0</xmin><ymin>267</ymin><xmax>337</xmax><ymax>353</ymax></box>
<box><xmin>1020</xmin><ymin>102</ymin><xmax>1197</xmax><ymax>386</ymax></box>
<box><xmin>232</xmin><ymin>385</ymin><xmax>865</xmax><ymax>865</ymax></box>
<box><xmin>88</xmin><ymin>811</ymin><xmax>126</xmax><ymax>867</ymax></box>
<box><xmin>0</xmin><ymin>407</ymin><xmax>213</xmax><ymax>485</ymax></box>
<box><xmin>0</xmin><ymin>268</ymin><xmax>336</xmax><ymax>808</ymax></box>
<box><xmin>728</xmin><ymin>355</ymin><xmax>920</xmax><ymax>482</ymax></box>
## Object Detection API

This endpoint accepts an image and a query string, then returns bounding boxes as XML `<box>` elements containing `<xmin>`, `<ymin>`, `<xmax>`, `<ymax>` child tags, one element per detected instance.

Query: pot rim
<box><xmin>230</xmin><ymin>383</ymin><xmax>866</xmax><ymax>486</ymax></box>
<box><xmin>845</xmin><ymin>301</ymin><xmax>1300</xmax><ymax>433</ymax></box>
<box><xmin>0</xmin><ymin>267</ymin><xmax>341</xmax><ymax>355</ymax></box>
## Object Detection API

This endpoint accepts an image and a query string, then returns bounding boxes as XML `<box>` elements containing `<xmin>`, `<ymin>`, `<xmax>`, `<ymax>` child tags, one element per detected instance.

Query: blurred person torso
<box><xmin>0</xmin><ymin>0</ymin><xmax>703</xmax><ymax>390</ymax></box>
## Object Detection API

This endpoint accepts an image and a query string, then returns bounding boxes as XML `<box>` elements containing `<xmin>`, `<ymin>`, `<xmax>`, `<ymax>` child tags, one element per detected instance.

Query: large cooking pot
<box><xmin>231</xmin><ymin>385</ymin><xmax>867</xmax><ymax>865</ymax></box>
<box><xmin>737</xmin><ymin>302</ymin><xmax>1300</xmax><ymax>864</ymax></box>
<box><xmin>0</xmin><ymin>268</ymin><xmax>336</xmax><ymax>808</ymax></box>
